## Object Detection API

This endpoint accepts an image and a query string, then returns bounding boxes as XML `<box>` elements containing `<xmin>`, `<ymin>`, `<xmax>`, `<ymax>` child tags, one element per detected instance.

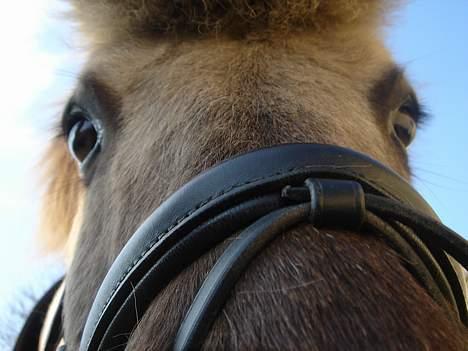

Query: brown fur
<box><xmin>38</xmin><ymin>0</ymin><xmax>467</xmax><ymax>349</ymax></box>
<box><xmin>69</xmin><ymin>0</ymin><xmax>398</xmax><ymax>44</ymax></box>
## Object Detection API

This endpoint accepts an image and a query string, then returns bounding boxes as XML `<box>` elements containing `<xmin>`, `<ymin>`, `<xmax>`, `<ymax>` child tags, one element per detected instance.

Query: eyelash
<box><xmin>61</xmin><ymin>103</ymin><xmax>90</xmax><ymax>136</ymax></box>
<box><xmin>399</xmin><ymin>95</ymin><xmax>429</xmax><ymax>125</ymax></box>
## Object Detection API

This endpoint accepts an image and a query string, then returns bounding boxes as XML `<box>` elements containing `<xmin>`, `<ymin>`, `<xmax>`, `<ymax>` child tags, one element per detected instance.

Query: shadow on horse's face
<box><xmin>36</xmin><ymin>1</ymin><xmax>467</xmax><ymax>349</ymax></box>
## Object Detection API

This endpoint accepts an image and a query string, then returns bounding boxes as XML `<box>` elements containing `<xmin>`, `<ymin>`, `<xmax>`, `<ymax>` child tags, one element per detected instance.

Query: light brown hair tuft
<box><xmin>38</xmin><ymin>137</ymin><xmax>82</xmax><ymax>253</ymax></box>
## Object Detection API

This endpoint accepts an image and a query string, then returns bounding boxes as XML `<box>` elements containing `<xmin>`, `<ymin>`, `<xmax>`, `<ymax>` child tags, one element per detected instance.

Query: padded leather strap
<box><xmin>15</xmin><ymin>144</ymin><xmax>467</xmax><ymax>351</ymax></box>
<box><xmin>80</xmin><ymin>143</ymin><xmax>440</xmax><ymax>351</ymax></box>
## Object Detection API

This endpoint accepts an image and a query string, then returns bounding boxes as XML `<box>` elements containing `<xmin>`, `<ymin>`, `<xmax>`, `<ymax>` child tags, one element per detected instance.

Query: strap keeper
<box><xmin>304</xmin><ymin>178</ymin><xmax>365</xmax><ymax>230</ymax></box>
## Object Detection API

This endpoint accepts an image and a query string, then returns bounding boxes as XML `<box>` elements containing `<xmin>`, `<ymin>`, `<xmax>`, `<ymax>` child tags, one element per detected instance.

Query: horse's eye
<box><xmin>390</xmin><ymin>101</ymin><xmax>417</xmax><ymax>148</ymax></box>
<box><xmin>67</xmin><ymin>112</ymin><xmax>101</xmax><ymax>165</ymax></box>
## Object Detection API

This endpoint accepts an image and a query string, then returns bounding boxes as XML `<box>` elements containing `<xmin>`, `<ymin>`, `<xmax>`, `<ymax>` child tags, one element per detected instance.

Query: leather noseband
<box><xmin>14</xmin><ymin>144</ymin><xmax>468</xmax><ymax>351</ymax></box>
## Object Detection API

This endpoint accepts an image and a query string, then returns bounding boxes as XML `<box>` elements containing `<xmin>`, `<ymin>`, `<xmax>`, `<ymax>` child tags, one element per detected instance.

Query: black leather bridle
<box><xmin>14</xmin><ymin>144</ymin><xmax>468</xmax><ymax>351</ymax></box>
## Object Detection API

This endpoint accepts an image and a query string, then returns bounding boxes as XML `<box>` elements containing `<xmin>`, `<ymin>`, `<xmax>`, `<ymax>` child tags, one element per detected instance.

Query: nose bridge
<box><xmin>117</xmin><ymin>36</ymin><xmax>360</xmax><ymax>162</ymax></box>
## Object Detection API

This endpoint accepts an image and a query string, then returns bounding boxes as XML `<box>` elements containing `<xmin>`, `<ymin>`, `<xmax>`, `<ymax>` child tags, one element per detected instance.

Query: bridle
<box><xmin>14</xmin><ymin>143</ymin><xmax>468</xmax><ymax>351</ymax></box>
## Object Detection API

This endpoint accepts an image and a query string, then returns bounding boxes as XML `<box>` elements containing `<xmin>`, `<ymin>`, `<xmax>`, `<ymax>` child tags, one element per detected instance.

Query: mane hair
<box><xmin>69</xmin><ymin>0</ymin><xmax>400</xmax><ymax>45</ymax></box>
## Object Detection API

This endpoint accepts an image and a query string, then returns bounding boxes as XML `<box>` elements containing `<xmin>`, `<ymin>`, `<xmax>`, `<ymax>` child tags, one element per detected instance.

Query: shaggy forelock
<box><xmin>70</xmin><ymin>0</ymin><xmax>400</xmax><ymax>45</ymax></box>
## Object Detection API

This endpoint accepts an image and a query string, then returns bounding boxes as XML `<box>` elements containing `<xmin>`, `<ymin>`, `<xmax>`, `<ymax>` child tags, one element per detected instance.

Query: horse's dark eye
<box><xmin>67</xmin><ymin>114</ymin><xmax>101</xmax><ymax>165</ymax></box>
<box><xmin>390</xmin><ymin>101</ymin><xmax>417</xmax><ymax>148</ymax></box>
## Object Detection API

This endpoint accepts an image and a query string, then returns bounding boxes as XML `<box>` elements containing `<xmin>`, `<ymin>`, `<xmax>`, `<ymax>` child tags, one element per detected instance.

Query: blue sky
<box><xmin>0</xmin><ymin>0</ymin><xmax>466</xmax><ymax>344</ymax></box>
<box><xmin>387</xmin><ymin>1</ymin><xmax>468</xmax><ymax>238</ymax></box>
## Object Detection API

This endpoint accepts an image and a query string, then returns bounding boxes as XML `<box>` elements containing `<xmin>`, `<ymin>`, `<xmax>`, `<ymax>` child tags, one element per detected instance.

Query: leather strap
<box><xmin>79</xmin><ymin>143</ymin><xmax>440</xmax><ymax>351</ymax></box>
<box><xmin>39</xmin><ymin>281</ymin><xmax>65</xmax><ymax>351</ymax></box>
<box><xmin>14</xmin><ymin>144</ymin><xmax>468</xmax><ymax>351</ymax></box>
<box><xmin>15</xmin><ymin>144</ymin><xmax>467</xmax><ymax>351</ymax></box>
<box><xmin>14</xmin><ymin>279</ymin><xmax>63</xmax><ymax>351</ymax></box>
<box><xmin>174</xmin><ymin>186</ymin><xmax>468</xmax><ymax>350</ymax></box>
